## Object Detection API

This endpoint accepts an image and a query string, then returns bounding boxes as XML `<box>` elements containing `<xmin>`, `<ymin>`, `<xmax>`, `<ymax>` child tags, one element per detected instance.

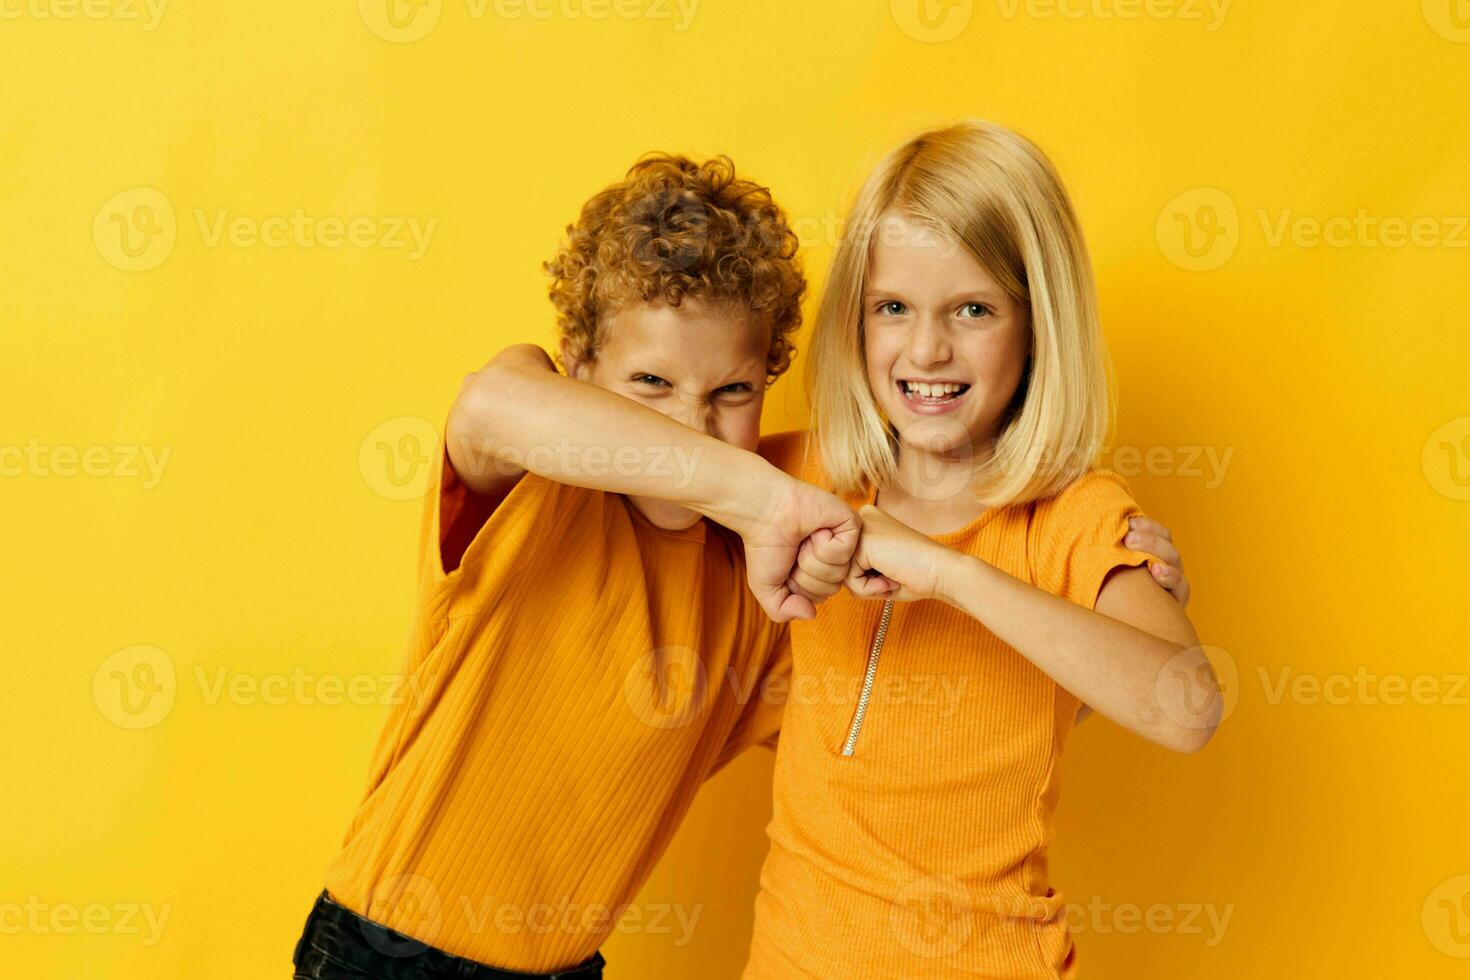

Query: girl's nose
<box><xmin>906</xmin><ymin>315</ymin><xmax>951</xmax><ymax>367</ymax></box>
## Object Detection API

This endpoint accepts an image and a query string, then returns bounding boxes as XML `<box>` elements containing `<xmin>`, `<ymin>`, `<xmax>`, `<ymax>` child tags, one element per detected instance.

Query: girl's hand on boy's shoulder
<box><xmin>1125</xmin><ymin>516</ymin><xmax>1191</xmax><ymax>607</ymax></box>
<box><xmin>843</xmin><ymin>505</ymin><xmax>954</xmax><ymax>604</ymax></box>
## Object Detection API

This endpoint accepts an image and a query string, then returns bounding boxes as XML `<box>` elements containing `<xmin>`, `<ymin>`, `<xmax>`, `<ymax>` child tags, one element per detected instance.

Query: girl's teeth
<box><xmin>905</xmin><ymin>381</ymin><xmax>962</xmax><ymax>398</ymax></box>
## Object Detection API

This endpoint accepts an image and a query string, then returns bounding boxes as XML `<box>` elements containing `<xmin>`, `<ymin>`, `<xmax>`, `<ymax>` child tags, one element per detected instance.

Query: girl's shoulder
<box><xmin>1029</xmin><ymin>468</ymin><xmax>1138</xmax><ymax>522</ymax></box>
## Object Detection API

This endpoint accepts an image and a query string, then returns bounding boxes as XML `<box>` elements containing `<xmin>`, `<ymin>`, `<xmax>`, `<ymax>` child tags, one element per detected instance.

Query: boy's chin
<box><xmin>627</xmin><ymin>495</ymin><xmax>704</xmax><ymax>531</ymax></box>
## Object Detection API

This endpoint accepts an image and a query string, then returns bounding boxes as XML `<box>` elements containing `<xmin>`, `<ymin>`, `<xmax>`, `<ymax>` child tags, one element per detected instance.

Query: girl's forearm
<box><xmin>934</xmin><ymin>550</ymin><xmax>1219</xmax><ymax>752</ymax></box>
<box><xmin>449</xmin><ymin>345</ymin><xmax>784</xmax><ymax>537</ymax></box>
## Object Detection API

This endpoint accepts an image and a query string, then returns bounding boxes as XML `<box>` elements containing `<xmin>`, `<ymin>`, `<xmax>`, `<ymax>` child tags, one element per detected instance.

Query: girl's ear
<box><xmin>559</xmin><ymin>339</ymin><xmax>591</xmax><ymax>381</ymax></box>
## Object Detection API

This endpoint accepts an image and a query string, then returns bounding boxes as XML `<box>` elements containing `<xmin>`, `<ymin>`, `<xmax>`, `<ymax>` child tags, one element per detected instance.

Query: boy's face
<box><xmin>564</xmin><ymin>298</ymin><xmax>771</xmax><ymax>530</ymax></box>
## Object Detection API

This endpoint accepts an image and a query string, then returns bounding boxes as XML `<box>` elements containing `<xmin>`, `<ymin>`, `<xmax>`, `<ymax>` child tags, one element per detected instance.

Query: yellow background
<box><xmin>4</xmin><ymin>0</ymin><xmax>1468</xmax><ymax>976</ymax></box>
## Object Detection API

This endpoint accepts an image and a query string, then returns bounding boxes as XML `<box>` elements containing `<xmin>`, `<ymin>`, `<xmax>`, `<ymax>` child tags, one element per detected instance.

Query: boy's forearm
<box><xmin>450</xmin><ymin>345</ymin><xmax>785</xmax><ymax>535</ymax></box>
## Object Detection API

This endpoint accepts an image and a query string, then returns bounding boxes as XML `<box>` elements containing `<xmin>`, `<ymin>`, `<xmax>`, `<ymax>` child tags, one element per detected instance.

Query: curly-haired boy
<box><xmin>291</xmin><ymin>155</ymin><xmax>858</xmax><ymax>980</ymax></box>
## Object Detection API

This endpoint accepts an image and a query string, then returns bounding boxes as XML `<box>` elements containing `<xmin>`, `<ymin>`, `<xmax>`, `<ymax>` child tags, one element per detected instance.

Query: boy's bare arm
<box><xmin>447</xmin><ymin>344</ymin><xmax>858</xmax><ymax>622</ymax></box>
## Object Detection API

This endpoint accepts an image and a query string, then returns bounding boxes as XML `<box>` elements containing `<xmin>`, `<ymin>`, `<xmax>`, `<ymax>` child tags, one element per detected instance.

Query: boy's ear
<box><xmin>559</xmin><ymin>339</ymin><xmax>590</xmax><ymax>381</ymax></box>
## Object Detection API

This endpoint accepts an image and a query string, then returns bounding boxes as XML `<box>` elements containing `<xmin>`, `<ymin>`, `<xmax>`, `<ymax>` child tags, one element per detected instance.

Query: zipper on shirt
<box><xmin>841</xmin><ymin>599</ymin><xmax>894</xmax><ymax>757</ymax></box>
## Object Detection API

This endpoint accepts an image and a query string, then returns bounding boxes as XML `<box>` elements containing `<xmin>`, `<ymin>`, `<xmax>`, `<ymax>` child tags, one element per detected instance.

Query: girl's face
<box><xmin>863</xmin><ymin>212</ymin><xmax>1031</xmax><ymax>459</ymax></box>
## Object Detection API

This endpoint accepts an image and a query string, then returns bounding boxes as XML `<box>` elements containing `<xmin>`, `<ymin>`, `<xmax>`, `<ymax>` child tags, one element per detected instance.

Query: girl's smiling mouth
<box><xmin>897</xmin><ymin>379</ymin><xmax>971</xmax><ymax>414</ymax></box>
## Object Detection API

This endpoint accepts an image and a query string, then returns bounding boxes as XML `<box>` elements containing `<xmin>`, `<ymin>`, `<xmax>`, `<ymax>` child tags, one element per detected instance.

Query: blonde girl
<box><xmin>743</xmin><ymin>121</ymin><xmax>1221</xmax><ymax>978</ymax></box>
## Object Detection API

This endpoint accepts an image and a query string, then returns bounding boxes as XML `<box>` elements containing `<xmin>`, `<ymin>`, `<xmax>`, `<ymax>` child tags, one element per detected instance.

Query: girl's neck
<box><xmin>877</xmin><ymin>439</ymin><xmax>991</xmax><ymax>536</ymax></box>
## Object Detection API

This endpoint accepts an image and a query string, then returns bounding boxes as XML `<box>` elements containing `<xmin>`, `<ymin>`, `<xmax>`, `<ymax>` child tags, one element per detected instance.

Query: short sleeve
<box><xmin>413</xmin><ymin>409</ymin><xmax>592</xmax><ymax>604</ymax></box>
<box><xmin>707</xmin><ymin>627</ymin><xmax>792</xmax><ymax>778</ymax></box>
<box><xmin>1027</xmin><ymin>469</ymin><xmax>1155</xmax><ymax>609</ymax></box>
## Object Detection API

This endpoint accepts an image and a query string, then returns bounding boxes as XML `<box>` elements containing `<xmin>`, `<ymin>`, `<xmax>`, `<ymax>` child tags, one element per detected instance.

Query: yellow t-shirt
<box><xmin>746</xmin><ymin>430</ymin><xmax>1153</xmax><ymax>980</ymax></box>
<box><xmin>322</xmin><ymin>420</ymin><xmax>789</xmax><ymax>972</ymax></box>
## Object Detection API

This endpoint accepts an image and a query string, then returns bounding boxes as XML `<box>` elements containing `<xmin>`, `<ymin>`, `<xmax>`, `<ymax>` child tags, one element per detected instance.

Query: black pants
<box><xmin>292</xmin><ymin>890</ymin><xmax>606</xmax><ymax>980</ymax></box>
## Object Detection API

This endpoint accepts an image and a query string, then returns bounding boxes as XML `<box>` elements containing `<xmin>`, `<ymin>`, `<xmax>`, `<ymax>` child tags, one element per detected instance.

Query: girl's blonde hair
<box><xmin>808</xmin><ymin>120</ymin><xmax>1112</xmax><ymax>506</ymax></box>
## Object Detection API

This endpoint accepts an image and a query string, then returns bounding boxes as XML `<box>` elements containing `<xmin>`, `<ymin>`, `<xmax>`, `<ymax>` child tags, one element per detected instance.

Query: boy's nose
<box><xmin>663</xmin><ymin>397</ymin><xmax>717</xmax><ymax>437</ymax></box>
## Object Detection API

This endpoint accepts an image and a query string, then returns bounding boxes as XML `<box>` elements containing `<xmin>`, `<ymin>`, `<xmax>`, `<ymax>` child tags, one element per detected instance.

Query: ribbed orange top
<box><xmin>746</xmin><ymin>431</ymin><xmax>1152</xmax><ymax>979</ymax></box>
<box><xmin>322</xmin><ymin>423</ymin><xmax>788</xmax><ymax>972</ymax></box>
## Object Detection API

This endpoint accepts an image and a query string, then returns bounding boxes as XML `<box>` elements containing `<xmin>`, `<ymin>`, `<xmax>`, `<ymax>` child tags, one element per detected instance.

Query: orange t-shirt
<box><xmin>322</xmin><ymin>420</ymin><xmax>789</xmax><ymax>972</ymax></box>
<box><xmin>746</xmin><ymin>431</ymin><xmax>1153</xmax><ymax>980</ymax></box>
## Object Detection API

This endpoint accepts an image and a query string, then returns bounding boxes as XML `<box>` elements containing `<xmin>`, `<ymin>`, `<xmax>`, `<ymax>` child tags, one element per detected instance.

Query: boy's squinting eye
<box><xmin>714</xmin><ymin>382</ymin><xmax>755</xmax><ymax>397</ymax></box>
<box><xmin>632</xmin><ymin>374</ymin><xmax>671</xmax><ymax>388</ymax></box>
<box><xmin>958</xmin><ymin>302</ymin><xmax>992</xmax><ymax>318</ymax></box>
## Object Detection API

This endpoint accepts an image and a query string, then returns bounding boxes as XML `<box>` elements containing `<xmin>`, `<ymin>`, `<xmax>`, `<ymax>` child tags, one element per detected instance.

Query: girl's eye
<box><xmin>634</xmin><ymin>374</ymin><xmax>670</xmax><ymax>387</ymax></box>
<box><xmin>878</xmin><ymin>301</ymin><xmax>907</xmax><ymax>317</ymax></box>
<box><xmin>958</xmin><ymin>302</ymin><xmax>992</xmax><ymax>318</ymax></box>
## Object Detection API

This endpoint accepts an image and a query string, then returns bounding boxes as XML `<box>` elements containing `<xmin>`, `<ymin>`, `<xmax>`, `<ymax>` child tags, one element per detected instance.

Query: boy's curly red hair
<box><xmin>545</xmin><ymin>154</ymin><xmax>805</xmax><ymax>382</ymax></box>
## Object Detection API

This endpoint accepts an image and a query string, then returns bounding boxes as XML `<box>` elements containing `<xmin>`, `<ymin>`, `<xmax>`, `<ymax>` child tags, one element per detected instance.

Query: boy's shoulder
<box><xmin>757</xmin><ymin>429</ymin><xmax>822</xmax><ymax>484</ymax></box>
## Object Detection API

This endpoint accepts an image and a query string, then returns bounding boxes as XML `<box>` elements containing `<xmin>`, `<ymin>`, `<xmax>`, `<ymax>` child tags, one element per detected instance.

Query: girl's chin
<box><xmin>893</xmin><ymin>414</ymin><xmax>985</xmax><ymax>457</ymax></box>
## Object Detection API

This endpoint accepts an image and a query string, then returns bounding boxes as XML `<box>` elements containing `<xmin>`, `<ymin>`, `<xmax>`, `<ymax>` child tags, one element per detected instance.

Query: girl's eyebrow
<box><xmin>864</xmin><ymin>285</ymin><xmax>1008</xmax><ymax>303</ymax></box>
